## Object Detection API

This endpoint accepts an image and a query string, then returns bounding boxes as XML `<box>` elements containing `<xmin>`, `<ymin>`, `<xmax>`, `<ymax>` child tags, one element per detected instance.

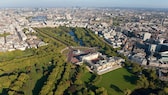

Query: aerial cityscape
<box><xmin>0</xmin><ymin>0</ymin><xmax>168</xmax><ymax>95</ymax></box>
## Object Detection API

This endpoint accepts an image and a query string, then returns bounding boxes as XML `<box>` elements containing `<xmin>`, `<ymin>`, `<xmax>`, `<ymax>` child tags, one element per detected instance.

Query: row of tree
<box><xmin>8</xmin><ymin>73</ymin><xmax>29</xmax><ymax>95</ymax></box>
<box><xmin>73</xmin><ymin>27</ymin><xmax>117</xmax><ymax>56</ymax></box>
<box><xmin>0</xmin><ymin>26</ymin><xmax>70</xmax><ymax>94</ymax></box>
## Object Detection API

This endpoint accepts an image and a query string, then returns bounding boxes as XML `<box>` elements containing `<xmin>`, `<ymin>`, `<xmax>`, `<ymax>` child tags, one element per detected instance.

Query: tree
<box><xmin>77</xmin><ymin>91</ymin><xmax>83</xmax><ymax>95</ymax></box>
<box><xmin>88</xmin><ymin>90</ymin><xmax>95</xmax><ymax>95</ymax></box>
<box><xmin>136</xmin><ymin>74</ymin><xmax>149</xmax><ymax>88</ymax></box>
<box><xmin>132</xmin><ymin>63</ymin><xmax>142</xmax><ymax>74</ymax></box>
<box><xmin>149</xmin><ymin>81</ymin><xmax>156</xmax><ymax>89</ymax></box>
<box><xmin>149</xmin><ymin>70</ymin><xmax>157</xmax><ymax>81</ymax></box>
<box><xmin>96</xmin><ymin>87</ymin><xmax>108</xmax><ymax>95</ymax></box>
<box><xmin>8</xmin><ymin>91</ymin><xmax>15</xmax><ymax>95</ymax></box>
<box><xmin>124</xmin><ymin>88</ymin><xmax>131</xmax><ymax>95</ymax></box>
<box><xmin>158</xmin><ymin>90</ymin><xmax>165</xmax><ymax>95</ymax></box>
<box><xmin>164</xmin><ymin>87</ymin><xmax>168</xmax><ymax>94</ymax></box>
<box><xmin>83</xmin><ymin>88</ymin><xmax>88</xmax><ymax>95</ymax></box>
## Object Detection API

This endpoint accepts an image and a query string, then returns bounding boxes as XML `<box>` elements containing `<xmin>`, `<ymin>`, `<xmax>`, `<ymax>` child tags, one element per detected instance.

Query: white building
<box><xmin>80</xmin><ymin>52</ymin><xmax>125</xmax><ymax>75</ymax></box>
<box><xmin>148</xmin><ymin>44</ymin><xmax>157</xmax><ymax>52</ymax></box>
<box><xmin>81</xmin><ymin>52</ymin><xmax>100</xmax><ymax>61</ymax></box>
<box><xmin>143</xmin><ymin>32</ymin><xmax>151</xmax><ymax>41</ymax></box>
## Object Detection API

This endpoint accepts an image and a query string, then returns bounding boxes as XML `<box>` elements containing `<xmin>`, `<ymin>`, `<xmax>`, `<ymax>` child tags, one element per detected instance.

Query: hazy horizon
<box><xmin>0</xmin><ymin>0</ymin><xmax>168</xmax><ymax>8</ymax></box>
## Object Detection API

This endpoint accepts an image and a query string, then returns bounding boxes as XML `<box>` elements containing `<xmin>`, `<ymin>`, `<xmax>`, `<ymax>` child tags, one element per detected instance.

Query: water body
<box><xmin>69</xmin><ymin>31</ymin><xmax>84</xmax><ymax>46</ymax></box>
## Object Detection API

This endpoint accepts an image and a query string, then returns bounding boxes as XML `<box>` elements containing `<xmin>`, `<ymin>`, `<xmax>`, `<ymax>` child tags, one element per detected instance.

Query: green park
<box><xmin>0</xmin><ymin>27</ymin><xmax>167</xmax><ymax>95</ymax></box>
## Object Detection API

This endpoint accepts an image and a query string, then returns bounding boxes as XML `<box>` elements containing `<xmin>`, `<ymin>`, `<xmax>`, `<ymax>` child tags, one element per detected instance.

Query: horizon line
<box><xmin>0</xmin><ymin>6</ymin><xmax>168</xmax><ymax>9</ymax></box>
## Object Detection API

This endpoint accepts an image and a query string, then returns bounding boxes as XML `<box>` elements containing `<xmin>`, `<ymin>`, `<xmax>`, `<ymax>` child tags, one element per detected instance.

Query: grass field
<box><xmin>21</xmin><ymin>67</ymin><xmax>43</xmax><ymax>95</ymax></box>
<box><xmin>81</xmin><ymin>68</ymin><xmax>137</xmax><ymax>95</ymax></box>
<box><xmin>81</xmin><ymin>71</ymin><xmax>93</xmax><ymax>83</ymax></box>
<box><xmin>96</xmin><ymin>68</ymin><xmax>137</xmax><ymax>95</ymax></box>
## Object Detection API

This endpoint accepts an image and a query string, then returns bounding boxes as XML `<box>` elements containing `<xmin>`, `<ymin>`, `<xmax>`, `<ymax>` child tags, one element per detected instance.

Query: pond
<box><xmin>69</xmin><ymin>30</ymin><xmax>84</xmax><ymax>46</ymax></box>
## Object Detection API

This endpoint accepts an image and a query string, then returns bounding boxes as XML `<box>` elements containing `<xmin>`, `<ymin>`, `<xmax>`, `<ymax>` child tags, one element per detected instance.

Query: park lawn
<box><xmin>0</xmin><ymin>49</ymin><xmax>34</xmax><ymax>62</ymax></box>
<box><xmin>96</xmin><ymin>68</ymin><xmax>137</xmax><ymax>95</ymax></box>
<box><xmin>81</xmin><ymin>71</ymin><xmax>93</xmax><ymax>83</ymax></box>
<box><xmin>21</xmin><ymin>68</ymin><xmax>43</xmax><ymax>95</ymax></box>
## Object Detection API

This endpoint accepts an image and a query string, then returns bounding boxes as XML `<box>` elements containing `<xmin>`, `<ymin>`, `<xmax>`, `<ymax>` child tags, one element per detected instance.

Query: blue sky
<box><xmin>0</xmin><ymin>0</ymin><xmax>168</xmax><ymax>8</ymax></box>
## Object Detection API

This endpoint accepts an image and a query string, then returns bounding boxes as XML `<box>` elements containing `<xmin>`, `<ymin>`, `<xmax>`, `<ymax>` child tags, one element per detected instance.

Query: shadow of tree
<box><xmin>0</xmin><ymin>72</ymin><xmax>15</xmax><ymax>77</ymax></box>
<box><xmin>131</xmin><ymin>88</ymin><xmax>159</xmax><ymax>95</ymax></box>
<box><xmin>32</xmin><ymin>65</ymin><xmax>55</xmax><ymax>95</ymax></box>
<box><xmin>110</xmin><ymin>84</ymin><xmax>123</xmax><ymax>93</ymax></box>
<box><xmin>89</xmin><ymin>73</ymin><xmax>96</xmax><ymax>82</ymax></box>
<box><xmin>1</xmin><ymin>88</ymin><xmax>8</xmax><ymax>95</ymax></box>
<box><xmin>123</xmin><ymin>75</ymin><xmax>138</xmax><ymax>85</ymax></box>
<box><xmin>32</xmin><ymin>75</ymin><xmax>48</xmax><ymax>95</ymax></box>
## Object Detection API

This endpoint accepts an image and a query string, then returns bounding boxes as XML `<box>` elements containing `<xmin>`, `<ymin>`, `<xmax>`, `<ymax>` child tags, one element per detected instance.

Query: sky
<box><xmin>0</xmin><ymin>0</ymin><xmax>168</xmax><ymax>8</ymax></box>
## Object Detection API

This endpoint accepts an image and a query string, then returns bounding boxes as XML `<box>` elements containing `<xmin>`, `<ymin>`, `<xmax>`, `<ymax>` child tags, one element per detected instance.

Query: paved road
<box><xmin>67</xmin><ymin>49</ymin><xmax>73</xmax><ymax>62</ymax></box>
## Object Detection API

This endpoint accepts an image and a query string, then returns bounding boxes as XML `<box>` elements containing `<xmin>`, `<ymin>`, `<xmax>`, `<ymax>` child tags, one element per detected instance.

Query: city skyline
<box><xmin>0</xmin><ymin>0</ymin><xmax>168</xmax><ymax>8</ymax></box>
